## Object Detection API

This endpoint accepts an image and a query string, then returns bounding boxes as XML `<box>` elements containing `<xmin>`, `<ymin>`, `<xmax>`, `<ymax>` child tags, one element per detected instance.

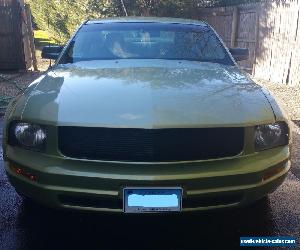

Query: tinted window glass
<box><xmin>59</xmin><ymin>22</ymin><xmax>233</xmax><ymax>65</ymax></box>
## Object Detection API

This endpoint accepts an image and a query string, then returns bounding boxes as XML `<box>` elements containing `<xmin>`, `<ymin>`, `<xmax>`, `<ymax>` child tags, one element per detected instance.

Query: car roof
<box><xmin>86</xmin><ymin>17</ymin><xmax>208</xmax><ymax>27</ymax></box>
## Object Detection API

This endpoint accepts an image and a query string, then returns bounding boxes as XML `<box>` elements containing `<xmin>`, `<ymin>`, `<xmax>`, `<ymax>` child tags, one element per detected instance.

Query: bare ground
<box><xmin>0</xmin><ymin>71</ymin><xmax>42</xmax><ymax>115</ymax></box>
<box><xmin>255</xmin><ymin>78</ymin><xmax>300</xmax><ymax>121</ymax></box>
<box><xmin>0</xmin><ymin>48</ymin><xmax>51</xmax><ymax>100</ymax></box>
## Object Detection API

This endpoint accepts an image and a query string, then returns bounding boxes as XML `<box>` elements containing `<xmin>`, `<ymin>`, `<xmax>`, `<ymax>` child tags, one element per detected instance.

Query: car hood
<box><xmin>20</xmin><ymin>60</ymin><xmax>275</xmax><ymax>128</ymax></box>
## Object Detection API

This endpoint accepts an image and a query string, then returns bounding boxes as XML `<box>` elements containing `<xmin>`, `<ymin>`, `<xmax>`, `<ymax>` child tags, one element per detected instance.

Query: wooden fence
<box><xmin>0</xmin><ymin>0</ymin><xmax>36</xmax><ymax>70</ymax></box>
<box><xmin>197</xmin><ymin>0</ymin><xmax>300</xmax><ymax>86</ymax></box>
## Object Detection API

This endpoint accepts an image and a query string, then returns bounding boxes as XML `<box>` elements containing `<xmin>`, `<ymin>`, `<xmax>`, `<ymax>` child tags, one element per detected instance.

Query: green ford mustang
<box><xmin>2</xmin><ymin>17</ymin><xmax>291</xmax><ymax>213</ymax></box>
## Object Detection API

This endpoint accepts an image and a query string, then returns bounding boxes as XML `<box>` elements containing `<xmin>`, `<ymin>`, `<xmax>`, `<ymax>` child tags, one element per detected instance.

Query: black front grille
<box><xmin>58</xmin><ymin>127</ymin><xmax>244</xmax><ymax>162</ymax></box>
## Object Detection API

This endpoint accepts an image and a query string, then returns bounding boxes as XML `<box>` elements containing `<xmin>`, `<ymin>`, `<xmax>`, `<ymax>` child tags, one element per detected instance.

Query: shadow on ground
<box><xmin>9</xmin><ymin>198</ymin><xmax>275</xmax><ymax>250</ymax></box>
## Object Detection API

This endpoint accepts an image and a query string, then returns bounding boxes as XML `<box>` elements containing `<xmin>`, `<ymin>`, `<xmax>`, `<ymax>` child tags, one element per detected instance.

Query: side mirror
<box><xmin>229</xmin><ymin>48</ymin><xmax>249</xmax><ymax>61</ymax></box>
<box><xmin>41</xmin><ymin>45</ymin><xmax>64</xmax><ymax>60</ymax></box>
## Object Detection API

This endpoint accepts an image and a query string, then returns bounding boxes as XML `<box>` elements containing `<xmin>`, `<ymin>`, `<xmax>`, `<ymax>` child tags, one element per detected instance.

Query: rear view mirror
<box><xmin>41</xmin><ymin>45</ymin><xmax>64</xmax><ymax>60</ymax></box>
<box><xmin>229</xmin><ymin>48</ymin><xmax>249</xmax><ymax>61</ymax></box>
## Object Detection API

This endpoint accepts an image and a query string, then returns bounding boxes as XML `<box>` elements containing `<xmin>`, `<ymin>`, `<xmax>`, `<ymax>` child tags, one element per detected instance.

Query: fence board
<box><xmin>0</xmin><ymin>0</ymin><xmax>26</xmax><ymax>70</ymax></box>
<box><xmin>198</xmin><ymin>0</ymin><xmax>300</xmax><ymax>86</ymax></box>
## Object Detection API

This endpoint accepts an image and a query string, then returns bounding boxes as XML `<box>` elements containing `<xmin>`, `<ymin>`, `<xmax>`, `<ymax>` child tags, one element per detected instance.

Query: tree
<box><xmin>27</xmin><ymin>0</ymin><xmax>120</xmax><ymax>42</ymax></box>
<box><xmin>27</xmin><ymin>0</ymin><xmax>258</xmax><ymax>43</ymax></box>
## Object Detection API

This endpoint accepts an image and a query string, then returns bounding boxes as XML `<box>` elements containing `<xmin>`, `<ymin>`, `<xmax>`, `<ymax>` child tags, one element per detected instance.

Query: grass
<box><xmin>33</xmin><ymin>30</ymin><xmax>59</xmax><ymax>71</ymax></box>
<box><xmin>34</xmin><ymin>30</ymin><xmax>57</xmax><ymax>51</ymax></box>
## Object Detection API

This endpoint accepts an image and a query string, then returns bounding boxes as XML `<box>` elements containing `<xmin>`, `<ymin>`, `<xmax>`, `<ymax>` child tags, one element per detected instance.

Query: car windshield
<box><xmin>59</xmin><ymin>22</ymin><xmax>234</xmax><ymax>65</ymax></box>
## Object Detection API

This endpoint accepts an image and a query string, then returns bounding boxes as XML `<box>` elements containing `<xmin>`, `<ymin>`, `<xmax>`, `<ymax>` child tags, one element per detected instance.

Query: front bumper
<box><xmin>4</xmin><ymin>145</ymin><xmax>290</xmax><ymax>212</ymax></box>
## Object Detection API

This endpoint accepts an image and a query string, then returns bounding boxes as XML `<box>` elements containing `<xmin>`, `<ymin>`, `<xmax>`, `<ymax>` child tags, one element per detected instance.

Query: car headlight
<box><xmin>255</xmin><ymin>122</ymin><xmax>289</xmax><ymax>151</ymax></box>
<box><xmin>8</xmin><ymin>122</ymin><xmax>46</xmax><ymax>151</ymax></box>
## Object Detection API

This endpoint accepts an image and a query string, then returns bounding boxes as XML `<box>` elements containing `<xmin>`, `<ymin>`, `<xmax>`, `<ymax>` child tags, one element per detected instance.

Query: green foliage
<box><xmin>121</xmin><ymin>0</ymin><xmax>258</xmax><ymax>17</ymax></box>
<box><xmin>27</xmin><ymin>0</ymin><xmax>258</xmax><ymax>44</ymax></box>
<box><xmin>27</xmin><ymin>0</ymin><xmax>120</xmax><ymax>43</ymax></box>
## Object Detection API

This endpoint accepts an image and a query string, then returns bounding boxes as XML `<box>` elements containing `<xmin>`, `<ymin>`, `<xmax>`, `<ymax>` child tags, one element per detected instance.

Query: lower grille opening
<box><xmin>183</xmin><ymin>194</ymin><xmax>243</xmax><ymax>208</ymax></box>
<box><xmin>59</xmin><ymin>195</ymin><xmax>122</xmax><ymax>209</ymax></box>
<box><xmin>58</xmin><ymin>193</ymin><xmax>243</xmax><ymax>210</ymax></box>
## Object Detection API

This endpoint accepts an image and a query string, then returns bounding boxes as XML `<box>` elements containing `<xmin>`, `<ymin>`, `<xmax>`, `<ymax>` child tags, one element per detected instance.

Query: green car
<box><xmin>2</xmin><ymin>18</ymin><xmax>291</xmax><ymax>213</ymax></box>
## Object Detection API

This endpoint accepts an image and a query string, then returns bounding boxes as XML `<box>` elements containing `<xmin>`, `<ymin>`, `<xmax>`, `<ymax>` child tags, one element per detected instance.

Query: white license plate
<box><xmin>123</xmin><ymin>187</ymin><xmax>182</xmax><ymax>213</ymax></box>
